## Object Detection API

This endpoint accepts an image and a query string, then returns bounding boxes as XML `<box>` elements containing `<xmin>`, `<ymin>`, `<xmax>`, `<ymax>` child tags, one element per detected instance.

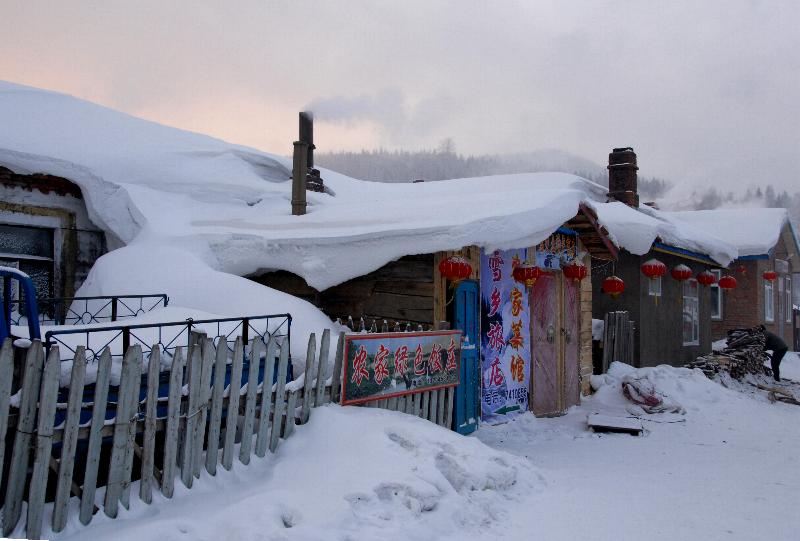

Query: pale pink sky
<box><xmin>3</xmin><ymin>1</ymin><xmax>799</xmax><ymax>192</ymax></box>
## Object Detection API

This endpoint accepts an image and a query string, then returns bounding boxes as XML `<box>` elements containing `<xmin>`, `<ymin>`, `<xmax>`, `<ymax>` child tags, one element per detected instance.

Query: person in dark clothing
<box><xmin>761</xmin><ymin>326</ymin><xmax>788</xmax><ymax>382</ymax></box>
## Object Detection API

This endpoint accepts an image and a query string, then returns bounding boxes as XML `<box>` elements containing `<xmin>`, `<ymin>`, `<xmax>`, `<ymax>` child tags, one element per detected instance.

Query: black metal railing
<box><xmin>44</xmin><ymin>313</ymin><xmax>292</xmax><ymax>365</ymax></box>
<box><xmin>9</xmin><ymin>294</ymin><xmax>169</xmax><ymax>326</ymax></box>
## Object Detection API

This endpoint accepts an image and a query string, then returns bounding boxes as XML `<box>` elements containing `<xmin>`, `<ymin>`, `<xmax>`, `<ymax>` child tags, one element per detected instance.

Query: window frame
<box><xmin>710</xmin><ymin>269</ymin><xmax>722</xmax><ymax>320</ymax></box>
<box><xmin>786</xmin><ymin>276</ymin><xmax>793</xmax><ymax>324</ymax></box>
<box><xmin>765</xmin><ymin>278</ymin><xmax>774</xmax><ymax>323</ymax></box>
<box><xmin>648</xmin><ymin>275</ymin><xmax>662</xmax><ymax>299</ymax></box>
<box><xmin>682</xmin><ymin>279</ymin><xmax>700</xmax><ymax>346</ymax></box>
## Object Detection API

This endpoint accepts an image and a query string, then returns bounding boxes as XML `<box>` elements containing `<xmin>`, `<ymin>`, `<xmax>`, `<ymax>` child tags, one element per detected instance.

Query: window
<box><xmin>0</xmin><ymin>224</ymin><xmax>55</xmax><ymax>301</ymax></box>
<box><xmin>648</xmin><ymin>275</ymin><xmax>662</xmax><ymax>299</ymax></box>
<box><xmin>787</xmin><ymin>276</ymin><xmax>793</xmax><ymax>323</ymax></box>
<box><xmin>710</xmin><ymin>269</ymin><xmax>722</xmax><ymax>320</ymax></box>
<box><xmin>683</xmin><ymin>279</ymin><xmax>699</xmax><ymax>345</ymax></box>
<box><xmin>765</xmin><ymin>279</ymin><xmax>774</xmax><ymax>322</ymax></box>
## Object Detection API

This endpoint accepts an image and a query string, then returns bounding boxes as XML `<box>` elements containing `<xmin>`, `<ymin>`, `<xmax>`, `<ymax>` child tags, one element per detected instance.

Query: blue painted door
<box><xmin>453</xmin><ymin>279</ymin><xmax>480</xmax><ymax>434</ymax></box>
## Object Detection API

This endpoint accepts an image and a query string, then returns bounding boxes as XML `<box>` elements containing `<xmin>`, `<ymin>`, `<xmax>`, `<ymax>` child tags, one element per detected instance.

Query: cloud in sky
<box><xmin>2</xmin><ymin>1</ymin><xmax>798</xmax><ymax>192</ymax></box>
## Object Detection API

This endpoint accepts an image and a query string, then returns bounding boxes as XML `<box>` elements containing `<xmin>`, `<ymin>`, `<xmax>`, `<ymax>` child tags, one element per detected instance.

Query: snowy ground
<box><xmin>49</xmin><ymin>354</ymin><xmax>800</xmax><ymax>541</ymax></box>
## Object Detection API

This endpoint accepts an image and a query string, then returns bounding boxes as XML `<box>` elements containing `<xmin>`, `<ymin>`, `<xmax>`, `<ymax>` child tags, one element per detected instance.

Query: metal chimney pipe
<box><xmin>291</xmin><ymin>140</ymin><xmax>309</xmax><ymax>215</ymax></box>
<box><xmin>299</xmin><ymin>112</ymin><xmax>314</xmax><ymax>168</ymax></box>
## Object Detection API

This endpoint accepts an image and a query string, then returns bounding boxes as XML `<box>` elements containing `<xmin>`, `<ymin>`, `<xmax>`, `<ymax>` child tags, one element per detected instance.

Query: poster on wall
<box><xmin>480</xmin><ymin>248</ymin><xmax>532</xmax><ymax>423</ymax></box>
<box><xmin>533</xmin><ymin>231</ymin><xmax>578</xmax><ymax>270</ymax></box>
<box><xmin>341</xmin><ymin>330</ymin><xmax>462</xmax><ymax>406</ymax></box>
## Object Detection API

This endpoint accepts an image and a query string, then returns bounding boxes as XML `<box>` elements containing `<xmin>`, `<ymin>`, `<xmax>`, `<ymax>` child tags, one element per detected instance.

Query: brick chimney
<box><xmin>607</xmin><ymin>147</ymin><xmax>639</xmax><ymax>207</ymax></box>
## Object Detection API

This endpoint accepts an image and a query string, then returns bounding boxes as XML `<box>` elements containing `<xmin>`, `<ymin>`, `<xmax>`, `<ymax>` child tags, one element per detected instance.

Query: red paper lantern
<box><xmin>718</xmin><ymin>275</ymin><xmax>737</xmax><ymax>290</ymax></box>
<box><xmin>438</xmin><ymin>256</ymin><xmax>472</xmax><ymax>285</ymax></box>
<box><xmin>697</xmin><ymin>270</ymin><xmax>717</xmax><ymax>286</ymax></box>
<box><xmin>563</xmin><ymin>262</ymin><xmax>588</xmax><ymax>282</ymax></box>
<box><xmin>762</xmin><ymin>270</ymin><xmax>778</xmax><ymax>282</ymax></box>
<box><xmin>641</xmin><ymin>258</ymin><xmax>667</xmax><ymax>280</ymax></box>
<box><xmin>512</xmin><ymin>264</ymin><xmax>544</xmax><ymax>288</ymax></box>
<box><xmin>671</xmin><ymin>264</ymin><xmax>692</xmax><ymax>281</ymax></box>
<box><xmin>602</xmin><ymin>275</ymin><xmax>625</xmax><ymax>298</ymax></box>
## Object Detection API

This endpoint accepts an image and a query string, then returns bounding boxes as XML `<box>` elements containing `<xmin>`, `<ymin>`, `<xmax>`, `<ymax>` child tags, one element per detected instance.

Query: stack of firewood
<box><xmin>687</xmin><ymin>326</ymin><xmax>771</xmax><ymax>380</ymax></box>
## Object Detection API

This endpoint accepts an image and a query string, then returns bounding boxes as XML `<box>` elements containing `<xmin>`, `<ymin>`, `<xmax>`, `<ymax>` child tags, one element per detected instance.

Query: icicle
<box><xmin>347</xmin><ymin>315</ymin><xmax>354</xmax><ymax>331</ymax></box>
<box><xmin>359</xmin><ymin>316</ymin><xmax>366</xmax><ymax>333</ymax></box>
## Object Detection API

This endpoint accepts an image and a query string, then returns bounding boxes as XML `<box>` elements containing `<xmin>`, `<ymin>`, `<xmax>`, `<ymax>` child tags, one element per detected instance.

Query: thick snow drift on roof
<box><xmin>666</xmin><ymin>208</ymin><xmax>789</xmax><ymax>257</ymax></box>
<box><xmin>0</xmin><ymin>80</ymin><xmax>737</xmax><ymax>288</ymax></box>
<box><xmin>586</xmin><ymin>201</ymin><xmax>737</xmax><ymax>266</ymax></box>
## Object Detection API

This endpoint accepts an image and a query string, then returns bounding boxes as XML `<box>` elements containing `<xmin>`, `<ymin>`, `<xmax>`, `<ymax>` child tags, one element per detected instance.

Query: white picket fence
<box><xmin>0</xmin><ymin>328</ymin><xmax>454</xmax><ymax>539</ymax></box>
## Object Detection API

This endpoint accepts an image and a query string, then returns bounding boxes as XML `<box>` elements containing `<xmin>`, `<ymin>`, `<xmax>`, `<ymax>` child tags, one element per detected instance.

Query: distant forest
<box><xmin>316</xmin><ymin>142</ymin><xmax>799</xmax><ymax>227</ymax></box>
<box><xmin>317</xmin><ymin>141</ymin><xmax>671</xmax><ymax>201</ymax></box>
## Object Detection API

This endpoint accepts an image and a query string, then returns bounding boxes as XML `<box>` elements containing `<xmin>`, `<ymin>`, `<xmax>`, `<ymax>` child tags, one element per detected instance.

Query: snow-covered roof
<box><xmin>665</xmin><ymin>208</ymin><xmax>790</xmax><ymax>257</ymax></box>
<box><xmin>0</xmin><ymin>81</ymin><xmax>738</xmax><ymax>291</ymax></box>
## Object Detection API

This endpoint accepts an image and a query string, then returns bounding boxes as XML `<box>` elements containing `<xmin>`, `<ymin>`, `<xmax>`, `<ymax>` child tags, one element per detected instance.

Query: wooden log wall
<box><xmin>252</xmin><ymin>254</ymin><xmax>437</xmax><ymax>326</ymax></box>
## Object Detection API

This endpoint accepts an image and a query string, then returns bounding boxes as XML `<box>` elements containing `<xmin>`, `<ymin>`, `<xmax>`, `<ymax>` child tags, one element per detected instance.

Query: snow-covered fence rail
<box><xmin>0</xmin><ymin>326</ymin><xmax>453</xmax><ymax>539</ymax></box>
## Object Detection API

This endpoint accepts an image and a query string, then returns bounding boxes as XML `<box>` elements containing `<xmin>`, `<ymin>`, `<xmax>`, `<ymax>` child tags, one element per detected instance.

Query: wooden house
<box><xmin>590</xmin><ymin>148</ymin><xmax>736</xmax><ymax>368</ymax></box>
<box><xmin>670</xmin><ymin>208</ymin><xmax>799</xmax><ymax>348</ymax></box>
<box><xmin>0</xmin><ymin>165</ymin><xmax>107</xmax><ymax>301</ymax></box>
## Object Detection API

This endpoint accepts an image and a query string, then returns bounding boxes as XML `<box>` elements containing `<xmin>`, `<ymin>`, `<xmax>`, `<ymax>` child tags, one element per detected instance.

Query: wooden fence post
<box><xmin>181</xmin><ymin>337</ymin><xmax>204</xmax><ymax>489</ymax></box>
<box><xmin>300</xmin><ymin>333</ymin><xmax>317</xmax><ymax>423</ymax></box>
<box><xmin>26</xmin><ymin>345</ymin><xmax>61</xmax><ymax>540</ymax></box>
<box><xmin>161</xmin><ymin>347</ymin><xmax>185</xmax><ymax>498</ymax></box>
<box><xmin>238</xmin><ymin>339</ymin><xmax>263</xmax><ymax>464</ymax></box>
<box><xmin>314</xmin><ymin>329</ymin><xmax>330</xmax><ymax>408</ymax></box>
<box><xmin>331</xmin><ymin>332</ymin><xmax>345</xmax><ymax>404</ymax></box>
<box><xmin>255</xmin><ymin>339</ymin><xmax>278</xmax><ymax>458</ymax></box>
<box><xmin>105</xmin><ymin>345</ymin><xmax>139</xmax><ymax>517</ymax></box>
<box><xmin>3</xmin><ymin>341</ymin><xmax>44</xmax><ymax>536</ymax></box>
<box><xmin>222</xmin><ymin>337</ymin><xmax>244</xmax><ymax>471</ymax></box>
<box><xmin>205</xmin><ymin>338</ymin><xmax>229</xmax><ymax>475</ymax></box>
<box><xmin>52</xmin><ymin>347</ymin><xmax>87</xmax><ymax>532</ymax></box>
<box><xmin>139</xmin><ymin>345</ymin><xmax>161</xmax><ymax>504</ymax></box>
<box><xmin>270</xmin><ymin>343</ymin><xmax>290</xmax><ymax>453</ymax></box>
<box><xmin>80</xmin><ymin>348</ymin><xmax>113</xmax><ymax>524</ymax></box>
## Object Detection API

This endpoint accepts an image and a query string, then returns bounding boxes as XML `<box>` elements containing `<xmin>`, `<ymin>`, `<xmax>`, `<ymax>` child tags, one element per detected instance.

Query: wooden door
<box><xmin>531</xmin><ymin>273</ymin><xmax>559</xmax><ymax>416</ymax></box>
<box><xmin>453</xmin><ymin>280</ymin><xmax>480</xmax><ymax>434</ymax></box>
<box><xmin>562</xmin><ymin>277</ymin><xmax>581</xmax><ymax>409</ymax></box>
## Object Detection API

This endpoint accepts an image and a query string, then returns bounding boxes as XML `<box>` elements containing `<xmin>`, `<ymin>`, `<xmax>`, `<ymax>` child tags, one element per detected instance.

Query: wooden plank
<box><xmin>80</xmin><ymin>347</ymin><xmax>112</xmax><ymax>524</ymax></box>
<box><xmin>222</xmin><ymin>337</ymin><xmax>244</xmax><ymax>471</ymax></box>
<box><xmin>139</xmin><ymin>345</ymin><xmax>161</xmax><ymax>504</ymax></box>
<box><xmin>255</xmin><ymin>339</ymin><xmax>277</xmax><ymax>458</ymax></box>
<box><xmin>192</xmin><ymin>337</ymin><xmax>215</xmax><ymax>478</ymax></box>
<box><xmin>300</xmin><ymin>333</ymin><xmax>317</xmax><ymax>423</ymax></box>
<box><xmin>161</xmin><ymin>347</ymin><xmax>185</xmax><ymax>498</ymax></box>
<box><xmin>444</xmin><ymin>387</ymin><xmax>454</xmax><ymax>430</ymax></box>
<box><xmin>3</xmin><ymin>341</ymin><xmax>44</xmax><ymax>536</ymax></box>
<box><xmin>205</xmin><ymin>339</ymin><xmax>229</xmax><ymax>475</ymax></box>
<box><xmin>121</xmin><ymin>345</ymin><xmax>143</xmax><ymax>508</ymax></box>
<box><xmin>386</xmin><ymin>396</ymin><xmax>398</xmax><ymax>411</ymax></box>
<box><xmin>331</xmin><ymin>332</ymin><xmax>345</xmax><ymax>404</ymax></box>
<box><xmin>405</xmin><ymin>393</ymin><xmax>415</xmax><ymax>414</ymax></box>
<box><xmin>105</xmin><ymin>345</ymin><xmax>138</xmax><ymax>517</ymax></box>
<box><xmin>180</xmin><ymin>339</ymin><xmax>203</xmax><ymax>489</ymax></box>
<box><xmin>428</xmin><ymin>390</ymin><xmax>439</xmax><ymax>423</ymax></box>
<box><xmin>283</xmin><ymin>390</ymin><xmax>298</xmax><ymax>438</ymax></box>
<box><xmin>396</xmin><ymin>395</ymin><xmax>406</xmax><ymax>413</ymax></box>
<box><xmin>436</xmin><ymin>389</ymin><xmax>446</xmax><ymax>426</ymax></box>
<box><xmin>587</xmin><ymin>413</ymin><xmax>643</xmax><ymax>435</ymax></box>
<box><xmin>238</xmin><ymin>339</ymin><xmax>263</xmax><ymax>464</ymax></box>
<box><xmin>52</xmin><ymin>347</ymin><xmax>87</xmax><ymax>532</ymax></box>
<box><xmin>420</xmin><ymin>391</ymin><xmax>429</xmax><ymax>420</ymax></box>
<box><xmin>314</xmin><ymin>329</ymin><xmax>330</xmax><ymax>408</ymax></box>
<box><xmin>26</xmin><ymin>345</ymin><xmax>60</xmax><ymax>540</ymax></box>
<box><xmin>269</xmin><ymin>343</ymin><xmax>290</xmax><ymax>453</ymax></box>
<box><xmin>0</xmin><ymin>339</ymin><xmax>14</xmax><ymax>510</ymax></box>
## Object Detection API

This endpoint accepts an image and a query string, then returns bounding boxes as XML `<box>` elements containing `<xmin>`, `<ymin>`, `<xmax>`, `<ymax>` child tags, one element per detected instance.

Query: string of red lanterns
<box><xmin>718</xmin><ymin>275</ymin><xmax>737</xmax><ymax>290</ymax></box>
<box><xmin>563</xmin><ymin>262</ymin><xmax>588</xmax><ymax>282</ymax></box>
<box><xmin>670</xmin><ymin>264</ymin><xmax>692</xmax><ymax>281</ymax></box>
<box><xmin>602</xmin><ymin>275</ymin><xmax>625</xmax><ymax>298</ymax></box>
<box><xmin>697</xmin><ymin>270</ymin><xmax>717</xmax><ymax>286</ymax></box>
<box><xmin>641</xmin><ymin>258</ymin><xmax>667</xmax><ymax>281</ymax></box>
<box><xmin>762</xmin><ymin>270</ymin><xmax>778</xmax><ymax>282</ymax></box>
<box><xmin>512</xmin><ymin>264</ymin><xmax>544</xmax><ymax>289</ymax></box>
<box><xmin>438</xmin><ymin>256</ymin><xmax>472</xmax><ymax>286</ymax></box>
